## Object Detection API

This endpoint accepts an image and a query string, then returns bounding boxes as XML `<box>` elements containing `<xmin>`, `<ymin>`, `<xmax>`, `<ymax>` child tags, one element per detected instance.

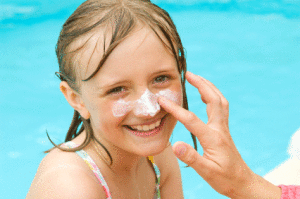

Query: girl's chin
<box><xmin>131</xmin><ymin>140</ymin><xmax>171</xmax><ymax>157</ymax></box>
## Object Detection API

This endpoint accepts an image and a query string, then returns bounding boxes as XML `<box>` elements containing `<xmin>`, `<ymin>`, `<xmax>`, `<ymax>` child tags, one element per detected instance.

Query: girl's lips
<box><xmin>130</xmin><ymin>117</ymin><xmax>162</xmax><ymax>127</ymax></box>
<box><xmin>124</xmin><ymin>114</ymin><xmax>168</xmax><ymax>138</ymax></box>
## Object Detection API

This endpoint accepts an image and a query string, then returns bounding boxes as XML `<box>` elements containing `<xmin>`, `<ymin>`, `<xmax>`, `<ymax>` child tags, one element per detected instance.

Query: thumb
<box><xmin>172</xmin><ymin>141</ymin><xmax>208</xmax><ymax>176</ymax></box>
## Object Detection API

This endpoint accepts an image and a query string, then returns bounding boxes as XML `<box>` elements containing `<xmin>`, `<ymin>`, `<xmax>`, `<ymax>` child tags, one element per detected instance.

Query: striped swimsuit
<box><xmin>62</xmin><ymin>141</ymin><xmax>161</xmax><ymax>199</ymax></box>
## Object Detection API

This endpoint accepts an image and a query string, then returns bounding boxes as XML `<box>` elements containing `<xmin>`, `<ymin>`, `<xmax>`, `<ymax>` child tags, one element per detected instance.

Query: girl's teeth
<box><xmin>149</xmin><ymin>123</ymin><xmax>156</xmax><ymax>130</ymax></box>
<box><xmin>136</xmin><ymin>126</ymin><xmax>143</xmax><ymax>131</ymax></box>
<box><xmin>130</xmin><ymin>119</ymin><xmax>162</xmax><ymax>132</ymax></box>
<box><xmin>155</xmin><ymin>120</ymin><xmax>160</xmax><ymax>127</ymax></box>
<box><xmin>143</xmin><ymin>125</ymin><xmax>149</xmax><ymax>131</ymax></box>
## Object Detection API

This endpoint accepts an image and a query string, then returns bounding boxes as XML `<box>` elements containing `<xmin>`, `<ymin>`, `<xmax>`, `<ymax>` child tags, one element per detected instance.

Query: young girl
<box><xmin>27</xmin><ymin>0</ymin><xmax>197</xmax><ymax>198</ymax></box>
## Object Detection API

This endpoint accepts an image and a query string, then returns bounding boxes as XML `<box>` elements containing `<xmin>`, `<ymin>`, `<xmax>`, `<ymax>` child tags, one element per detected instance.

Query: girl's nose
<box><xmin>112</xmin><ymin>88</ymin><xmax>181</xmax><ymax>118</ymax></box>
<box><xmin>133</xmin><ymin>89</ymin><xmax>160</xmax><ymax>117</ymax></box>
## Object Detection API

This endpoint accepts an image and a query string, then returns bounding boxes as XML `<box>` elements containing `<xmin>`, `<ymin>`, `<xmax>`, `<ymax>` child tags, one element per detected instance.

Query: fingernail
<box><xmin>186</xmin><ymin>71</ymin><xmax>194</xmax><ymax>78</ymax></box>
<box><xmin>159</xmin><ymin>96</ymin><xmax>170</xmax><ymax>106</ymax></box>
<box><xmin>176</xmin><ymin>145</ymin><xmax>186</xmax><ymax>156</ymax></box>
<box><xmin>158</xmin><ymin>96</ymin><xmax>165</xmax><ymax>104</ymax></box>
<box><xmin>187</xmin><ymin>71</ymin><xmax>204</xmax><ymax>81</ymax></box>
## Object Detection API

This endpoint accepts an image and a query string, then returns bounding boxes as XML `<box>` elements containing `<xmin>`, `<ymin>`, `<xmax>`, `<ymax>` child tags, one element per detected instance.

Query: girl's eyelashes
<box><xmin>107</xmin><ymin>86</ymin><xmax>126</xmax><ymax>95</ymax></box>
<box><xmin>154</xmin><ymin>75</ymin><xmax>170</xmax><ymax>84</ymax></box>
<box><xmin>107</xmin><ymin>75</ymin><xmax>171</xmax><ymax>95</ymax></box>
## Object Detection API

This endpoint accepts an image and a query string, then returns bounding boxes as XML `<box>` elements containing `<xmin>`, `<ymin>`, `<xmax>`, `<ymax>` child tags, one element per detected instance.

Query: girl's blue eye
<box><xmin>154</xmin><ymin>75</ymin><xmax>169</xmax><ymax>84</ymax></box>
<box><xmin>108</xmin><ymin>87</ymin><xmax>125</xmax><ymax>95</ymax></box>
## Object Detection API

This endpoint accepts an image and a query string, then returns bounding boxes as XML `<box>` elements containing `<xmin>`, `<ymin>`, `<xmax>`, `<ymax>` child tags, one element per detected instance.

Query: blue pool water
<box><xmin>1</xmin><ymin>1</ymin><xmax>300</xmax><ymax>198</ymax></box>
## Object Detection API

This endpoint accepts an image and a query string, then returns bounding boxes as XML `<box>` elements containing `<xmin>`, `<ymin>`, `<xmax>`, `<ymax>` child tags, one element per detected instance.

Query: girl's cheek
<box><xmin>112</xmin><ymin>100</ymin><xmax>132</xmax><ymax>118</ymax></box>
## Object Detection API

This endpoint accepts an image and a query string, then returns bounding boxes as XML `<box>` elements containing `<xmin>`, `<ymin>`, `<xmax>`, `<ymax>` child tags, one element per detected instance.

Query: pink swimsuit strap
<box><xmin>278</xmin><ymin>185</ymin><xmax>300</xmax><ymax>199</ymax></box>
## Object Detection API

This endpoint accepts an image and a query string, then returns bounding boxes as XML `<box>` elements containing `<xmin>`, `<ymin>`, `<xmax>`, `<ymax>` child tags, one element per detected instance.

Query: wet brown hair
<box><xmin>45</xmin><ymin>0</ymin><xmax>197</xmax><ymax>165</ymax></box>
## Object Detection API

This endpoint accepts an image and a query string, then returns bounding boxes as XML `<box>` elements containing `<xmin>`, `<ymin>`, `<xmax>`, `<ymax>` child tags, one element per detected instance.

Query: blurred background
<box><xmin>1</xmin><ymin>0</ymin><xmax>299</xmax><ymax>198</ymax></box>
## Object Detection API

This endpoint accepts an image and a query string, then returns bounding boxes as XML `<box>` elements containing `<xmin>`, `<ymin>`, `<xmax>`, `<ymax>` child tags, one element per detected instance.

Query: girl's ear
<box><xmin>59</xmin><ymin>81</ymin><xmax>90</xmax><ymax>119</ymax></box>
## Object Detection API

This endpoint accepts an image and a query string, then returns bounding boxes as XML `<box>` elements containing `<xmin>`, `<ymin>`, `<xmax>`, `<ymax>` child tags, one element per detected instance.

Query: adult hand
<box><xmin>158</xmin><ymin>71</ymin><xmax>282</xmax><ymax>199</ymax></box>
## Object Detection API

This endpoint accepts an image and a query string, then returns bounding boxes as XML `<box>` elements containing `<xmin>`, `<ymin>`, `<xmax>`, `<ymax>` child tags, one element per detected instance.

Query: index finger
<box><xmin>158</xmin><ymin>96</ymin><xmax>208</xmax><ymax>138</ymax></box>
<box><xmin>185</xmin><ymin>71</ymin><xmax>226</xmax><ymax>126</ymax></box>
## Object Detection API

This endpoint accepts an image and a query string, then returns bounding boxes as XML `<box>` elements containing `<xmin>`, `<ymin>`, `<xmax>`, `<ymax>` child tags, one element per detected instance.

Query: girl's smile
<box><xmin>124</xmin><ymin>114</ymin><xmax>168</xmax><ymax>138</ymax></box>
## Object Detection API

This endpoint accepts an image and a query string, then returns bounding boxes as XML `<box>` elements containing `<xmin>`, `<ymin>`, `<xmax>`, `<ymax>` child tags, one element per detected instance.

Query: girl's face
<box><xmin>79</xmin><ymin>26</ymin><xmax>183</xmax><ymax>157</ymax></box>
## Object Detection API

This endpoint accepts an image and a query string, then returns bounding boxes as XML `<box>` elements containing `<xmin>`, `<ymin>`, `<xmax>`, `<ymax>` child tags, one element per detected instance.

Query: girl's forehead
<box><xmin>75</xmin><ymin>25</ymin><xmax>175</xmax><ymax>81</ymax></box>
<box><xmin>70</xmin><ymin>28</ymin><xmax>108</xmax><ymax>77</ymax></box>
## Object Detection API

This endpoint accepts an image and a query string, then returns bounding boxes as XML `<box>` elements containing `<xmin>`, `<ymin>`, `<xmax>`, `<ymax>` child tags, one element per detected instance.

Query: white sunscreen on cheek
<box><xmin>112</xmin><ymin>99</ymin><xmax>133</xmax><ymax>117</ymax></box>
<box><xmin>112</xmin><ymin>88</ymin><xmax>182</xmax><ymax>117</ymax></box>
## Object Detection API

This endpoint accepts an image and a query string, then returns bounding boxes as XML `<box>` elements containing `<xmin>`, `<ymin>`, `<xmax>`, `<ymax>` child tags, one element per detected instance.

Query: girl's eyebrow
<box><xmin>97</xmin><ymin>67</ymin><xmax>177</xmax><ymax>90</ymax></box>
<box><xmin>152</xmin><ymin>68</ymin><xmax>176</xmax><ymax>75</ymax></box>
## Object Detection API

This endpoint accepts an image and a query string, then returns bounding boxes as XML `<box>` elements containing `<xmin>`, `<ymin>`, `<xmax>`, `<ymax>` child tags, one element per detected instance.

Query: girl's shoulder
<box><xmin>27</xmin><ymin>145</ymin><xmax>106</xmax><ymax>199</ymax></box>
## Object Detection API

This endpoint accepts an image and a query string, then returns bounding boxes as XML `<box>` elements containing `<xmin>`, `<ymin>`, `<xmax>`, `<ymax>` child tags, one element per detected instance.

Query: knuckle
<box><xmin>212</xmin><ymin>95</ymin><xmax>222</xmax><ymax>105</ymax></box>
<box><xmin>214</xmin><ymin>134</ymin><xmax>228</xmax><ymax>147</ymax></box>
<box><xmin>186</xmin><ymin>112</ymin><xmax>197</xmax><ymax>124</ymax></box>
<box><xmin>201</xmin><ymin>95</ymin><xmax>207</xmax><ymax>103</ymax></box>
<box><xmin>222</xmin><ymin>99</ymin><xmax>229</xmax><ymax>109</ymax></box>
<box><xmin>215</xmin><ymin>137</ymin><xmax>224</xmax><ymax>147</ymax></box>
<box><xmin>184</xmin><ymin>150</ymin><xmax>197</xmax><ymax>166</ymax></box>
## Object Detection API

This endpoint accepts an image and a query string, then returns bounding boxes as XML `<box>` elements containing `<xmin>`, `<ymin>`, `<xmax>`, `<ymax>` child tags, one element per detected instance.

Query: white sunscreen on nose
<box><xmin>112</xmin><ymin>89</ymin><xmax>181</xmax><ymax>117</ymax></box>
<box><xmin>134</xmin><ymin>89</ymin><xmax>160</xmax><ymax>117</ymax></box>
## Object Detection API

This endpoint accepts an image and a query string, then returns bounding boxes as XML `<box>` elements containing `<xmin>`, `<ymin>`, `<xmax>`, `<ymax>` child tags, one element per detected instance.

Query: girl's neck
<box><xmin>75</xmin><ymin>130</ymin><xmax>146</xmax><ymax>178</ymax></box>
<box><xmin>93</xmin><ymin>138</ymin><xmax>145</xmax><ymax>177</ymax></box>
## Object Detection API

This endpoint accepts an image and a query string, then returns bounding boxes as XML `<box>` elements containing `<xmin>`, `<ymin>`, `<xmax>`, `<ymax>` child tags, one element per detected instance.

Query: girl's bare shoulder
<box><xmin>37</xmin><ymin>147</ymin><xmax>91</xmax><ymax>180</ymax></box>
<box><xmin>27</xmin><ymin>147</ymin><xmax>106</xmax><ymax>199</ymax></box>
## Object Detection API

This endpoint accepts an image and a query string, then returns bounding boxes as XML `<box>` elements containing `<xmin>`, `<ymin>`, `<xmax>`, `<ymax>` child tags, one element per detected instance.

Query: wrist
<box><xmin>232</xmin><ymin>172</ymin><xmax>282</xmax><ymax>199</ymax></box>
